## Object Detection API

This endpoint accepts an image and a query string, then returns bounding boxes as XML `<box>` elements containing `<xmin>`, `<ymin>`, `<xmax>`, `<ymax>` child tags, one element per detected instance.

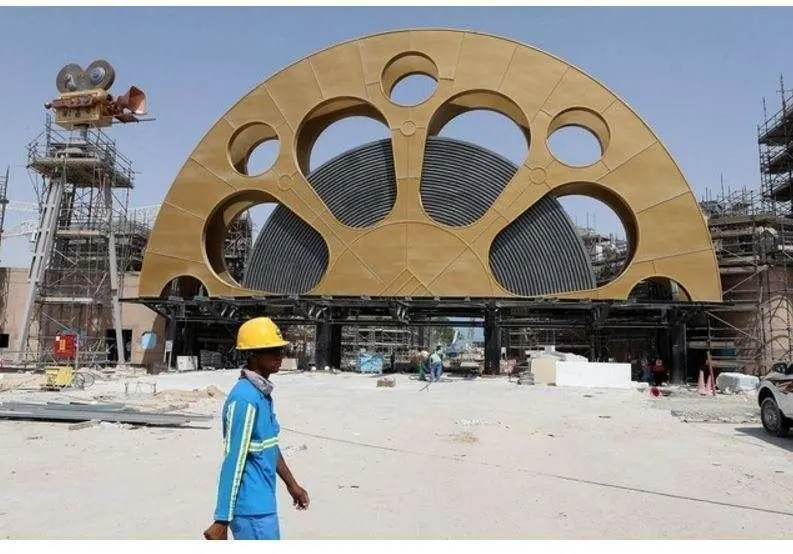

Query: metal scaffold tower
<box><xmin>689</xmin><ymin>77</ymin><xmax>793</xmax><ymax>375</ymax></box>
<box><xmin>0</xmin><ymin>167</ymin><xmax>9</xmax><ymax>260</ymax></box>
<box><xmin>224</xmin><ymin>213</ymin><xmax>253</xmax><ymax>284</ymax></box>
<box><xmin>16</xmin><ymin>115</ymin><xmax>134</xmax><ymax>367</ymax></box>
<box><xmin>341</xmin><ymin>324</ymin><xmax>417</xmax><ymax>371</ymax></box>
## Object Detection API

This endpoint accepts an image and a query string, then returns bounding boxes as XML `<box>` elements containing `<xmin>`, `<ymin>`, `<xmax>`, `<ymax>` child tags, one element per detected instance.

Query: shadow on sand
<box><xmin>735</xmin><ymin>426</ymin><xmax>793</xmax><ymax>453</ymax></box>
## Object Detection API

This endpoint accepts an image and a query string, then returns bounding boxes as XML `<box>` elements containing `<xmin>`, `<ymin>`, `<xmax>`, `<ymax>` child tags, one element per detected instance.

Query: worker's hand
<box><xmin>203</xmin><ymin>521</ymin><xmax>229</xmax><ymax>540</ymax></box>
<box><xmin>288</xmin><ymin>483</ymin><xmax>310</xmax><ymax>510</ymax></box>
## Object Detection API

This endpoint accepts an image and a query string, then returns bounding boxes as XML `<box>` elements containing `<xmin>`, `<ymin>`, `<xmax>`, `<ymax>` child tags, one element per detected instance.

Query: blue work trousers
<box><xmin>430</xmin><ymin>361</ymin><xmax>443</xmax><ymax>381</ymax></box>
<box><xmin>230</xmin><ymin>514</ymin><xmax>281</xmax><ymax>540</ymax></box>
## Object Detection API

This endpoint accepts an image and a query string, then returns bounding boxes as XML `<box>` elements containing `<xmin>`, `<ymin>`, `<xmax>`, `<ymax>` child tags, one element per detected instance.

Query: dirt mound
<box><xmin>0</xmin><ymin>374</ymin><xmax>43</xmax><ymax>393</ymax></box>
<box><xmin>153</xmin><ymin>385</ymin><xmax>226</xmax><ymax>404</ymax></box>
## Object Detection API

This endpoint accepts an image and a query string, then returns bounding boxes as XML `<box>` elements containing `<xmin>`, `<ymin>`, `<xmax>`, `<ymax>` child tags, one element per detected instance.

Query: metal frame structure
<box><xmin>686</xmin><ymin>80</ymin><xmax>793</xmax><ymax>376</ymax></box>
<box><xmin>693</xmin><ymin>188</ymin><xmax>791</xmax><ymax>374</ymax></box>
<box><xmin>0</xmin><ymin>167</ymin><xmax>9</xmax><ymax>263</ymax></box>
<box><xmin>124</xmin><ymin>293</ymin><xmax>716</xmax><ymax>380</ymax></box>
<box><xmin>223</xmin><ymin>212</ymin><xmax>253</xmax><ymax>285</ymax></box>
<box><xmin>340</xmin><ymin>324</ymin><xmax>416</xmax><ymax>371</ymax></box>
<box><xmin>138</xmin><ymin>29</ymin><xmax>722</xmax><ymax>304</ymax></box>
<box><xmin>16</xmin><ymin>115</ymin><xmax>139</xmax><ymax>367</ymax></box>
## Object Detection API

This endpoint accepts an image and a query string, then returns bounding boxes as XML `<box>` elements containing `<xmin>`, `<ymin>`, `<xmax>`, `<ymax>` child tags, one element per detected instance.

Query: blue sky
<box><xmin>0</xmin><ymin>7</ymin><xmax>791</xmax><ymax>267</ymax></box>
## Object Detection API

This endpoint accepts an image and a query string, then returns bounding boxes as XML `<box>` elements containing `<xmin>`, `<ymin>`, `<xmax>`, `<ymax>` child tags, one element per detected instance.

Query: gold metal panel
<box><xmin>598</xmin><ymin>143</ymin><xmax>691</xmax><ymax>214</ymax></box>
<box><xmin>139</xmin><ymin>29</ymin><xmax>721</xmax><ymax>302</ymax></box>
<box><xmin>453</xmin><ymin>33</ymin><xmax>517</xmax><ymax>91</ymax></box>
<box><xmin>633</xmin><ymin>193</ymin><xmax>713</xmax><ymax>262</ymax></box>
<box><xmin>265</xmin><ymin>59</ymin><xmax>324</xmax><ymax>129</ymax></box>
<box><xmin>408</xmin><ymin>30</ymin><xmax>464</xmax><ymax>81</ymax></box>
<box><xmin>499</xmin><ymin>46</ymin><xmax>568</xmax><ymax>120</ymax></box>
<box><xmin>310</xmin><ymin>41</ymin><xmax>367</xmax><ymax>99</ymax></box>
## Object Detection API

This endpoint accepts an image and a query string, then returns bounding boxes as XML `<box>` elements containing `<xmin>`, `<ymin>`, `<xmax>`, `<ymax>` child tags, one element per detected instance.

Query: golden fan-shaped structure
<box><xmin>139</xmin><ymin>29</ymin><xmax>721</xmax><ymax>302</ymax></box>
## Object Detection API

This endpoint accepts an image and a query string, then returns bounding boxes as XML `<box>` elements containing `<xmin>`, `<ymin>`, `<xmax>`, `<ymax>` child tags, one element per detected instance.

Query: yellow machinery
<box><xmin>42</xmin><ymin>366</ymin><xmax>75</xmax><ymax>390</ymax></box>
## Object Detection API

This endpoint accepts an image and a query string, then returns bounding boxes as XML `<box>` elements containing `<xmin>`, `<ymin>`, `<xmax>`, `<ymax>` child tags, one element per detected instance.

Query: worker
<box><xmin>652</xmin><ymin>357</ymin><xmax>666</xmax><ymax>386</ymax></box>
<box><xmin>203</xmin><ymin>317</ymin><xmax>310</xmax><ymax>541</ymax></box>
<box><xmin>418</xmin><ymin>348</ymin><xmax>430</xmax><ymax>381</ymax></box>
<box><xmin>429</xmin><ymin>344</ymin><xmax>444</xmax><ymax>382</ymax></box>
<box><xmin>640</xmin><ymin>356</ymin><xmax>651</xmax><ymax>385</ymax></box>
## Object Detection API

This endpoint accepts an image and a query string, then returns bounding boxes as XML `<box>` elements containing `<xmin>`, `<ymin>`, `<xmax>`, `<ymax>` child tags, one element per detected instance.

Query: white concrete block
<box><xmin>716</xmin><ymin>372</ymin><xmax>759</xmax><ymax>393</ymax></box>
<box><xmin>176</xmin><ymin>356</ymin><xmax>198</xmax><ymax>372</ymax></box>
<box><xmin>529</xmin><ymin>357</ymin><xmax>557</xmax><ymax>385</ymax></box>
<box><xmin>555</xmin><ymin>361</ymin><xmax>632</xmax><ymax>389</ymax></box>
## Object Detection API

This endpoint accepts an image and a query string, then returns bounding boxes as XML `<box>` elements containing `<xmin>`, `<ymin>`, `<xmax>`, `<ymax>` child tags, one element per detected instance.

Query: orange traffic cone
<box><xmin>705</xmin><ymin>374</ymin><xmax>715</xmax><ymax>396</ymax></box>
<box><xmin>697</xmin><ymin>369</ymin><xmax>707</xmax><ymax>395</ymax></box>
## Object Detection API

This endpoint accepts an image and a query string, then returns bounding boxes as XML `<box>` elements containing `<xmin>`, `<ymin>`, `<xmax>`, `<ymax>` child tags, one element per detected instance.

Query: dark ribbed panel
<box><xmin>421</xmin><ymin>136</ymin><xmax>517</xmax><ymax>226</ymax></box>
<box><xmin>243</xmin><ymin>136</ymin><xmax>595</xmax><ymax>296</ymax></box>
<box><xmin>490</xmin><ymin>195</ymin><xmax>595</xmax><ymax>296</ymax></box>
<box><xmin>242</xmin><ymin>206</ymin><xmax>328</xmax><ymax>294</ymax></box>
<box><xmin>308</xmin><ymin>140</ymin><xmax>396</xmax><ymax>228</ymax></box>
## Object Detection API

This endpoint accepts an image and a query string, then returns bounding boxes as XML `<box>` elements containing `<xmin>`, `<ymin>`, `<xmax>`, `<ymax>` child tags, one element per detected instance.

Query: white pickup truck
<box><xmin>758</xmin><ymin>364</ymin><xmax>793</xmax><ymax>437</ymax></box>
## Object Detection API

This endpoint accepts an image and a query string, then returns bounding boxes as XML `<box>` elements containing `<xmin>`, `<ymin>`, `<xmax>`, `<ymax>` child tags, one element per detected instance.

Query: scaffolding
<box><xmin>16</xmin><ymin>115</ymin><xmax>137</xmax><ymax>367</ymax></box>
<box><xmin>0</xmin><ymin>167</ymin><xmax>9</xmax><ymax>344</ymax></box>
<box><xmin>224</xmin><ymin>213</ymin><xmax>253</xmax><ymax>284</ymax></box>
<box><xmin>686</xmin><ymin>78</ymin><xmax>793</xmax><ymax>375</ymax></box>
<box><xmin>341</xmin><ymin>324</ymin><xmax>417</xmax><ymax>371</ymax></box>
<box><xmin>0</xmin><ymin>167</ymin><xmax>8</xmax><ymax>262</ymax></box>
<box><xmin>577</xmin><ymin>226</ymin><xmax>629</xmax><ymax>286</ymax></box>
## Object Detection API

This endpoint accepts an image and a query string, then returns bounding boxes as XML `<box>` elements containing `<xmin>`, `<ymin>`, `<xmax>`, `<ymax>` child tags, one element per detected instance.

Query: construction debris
<box><xmin>0</xmin><ymin>401</ymin><xmax>212</xmax><ymax>427</ymax></box>
<box><xmin>68</xmin><ymin>420</ymin><xmax>101</xmax><ymax>431</ymax></box>
<box><xmin>715</xmin><ymin>372</ymin><xmax>760</xmax><ymax>393</ymax></box>
<box><xmin>125</xmin><ymin>381</ymin><xmax>158</xmax><ymax>397</ymax></box>
<box><xmin>0</xmin><ymin>374</ymin><xmax>43</xmax><ymax>393</ymax></box>
<box><xmin>516</xmin><ymin>370</ymin><xmax>535</xmax><ymax>385</ymax></box>
<box><xmin>152</xmin><ymin>385</ymin><xmax>225</xmax><ymax>404</ymax></box>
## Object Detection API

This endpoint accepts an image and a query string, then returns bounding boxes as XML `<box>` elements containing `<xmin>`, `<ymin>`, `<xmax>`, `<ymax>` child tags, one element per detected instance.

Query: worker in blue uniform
<box><xmin>203</xmin><ymin>317</ymin><xmax>309</xmax><ymax>540</ymax></box>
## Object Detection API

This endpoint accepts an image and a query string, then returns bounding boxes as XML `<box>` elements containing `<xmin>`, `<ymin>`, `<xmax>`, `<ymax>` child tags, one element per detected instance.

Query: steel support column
<box><xmin>670</xmin><ymin>311</ymin><xmax>687</xmax><ymax>384</ymax></box>
<box><xmin>484</xmin><ymin>306</ymin><xmax>501</xmax><ymax>374</ymax></box>
<box><xmin>315</xmin><ymin>322</ymin><xmax>342</xmax><ymax>370</ymax></box>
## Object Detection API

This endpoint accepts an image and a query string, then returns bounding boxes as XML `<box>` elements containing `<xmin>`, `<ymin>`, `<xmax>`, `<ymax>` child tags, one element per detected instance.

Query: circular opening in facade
<box><xmin>437</xmin><ymin>109</ymin><xmax>529</xmax><ymax>167</ymax></box>
<box><xmin>390</xmin><ymin>74</ymin><xmax>438</xmax><ymax>106</ymax></box>
<box><xmin>556</xmin><ymin>194</ymin><xmax>629</xmax><ymax>285</ymax></box>
<box><xmin>628</xmin><ymin>278</ymin><xmax>691</xmax><ymax>302</ymax></box>
<box><xmin>227</xmin><ymin>122</ymin><xmax>280</xmax><ymax>176</ymax></box>
<box><xmin>309</xmin><ymin>116</ymin><xmax>390</xmax><ymax>172</ymax></box>
<box><xmin>547</xmin><ymin>126</ymin><xmax>602</xmax><ymax>167</ymax></box>
<box><xmin>382</xmin><ymin>52</ymin><xmax>439</xmax><ymax>107</ymax></box>
<box><xmin>160</xmin><ymin>276</ymin><xmax>207</xmax><ymax>299</ymax></box>
<box><xmin>246</xmin><ymin>139</ymin><xmax>280</xmax><ymax>176</ymax></box>
<box><xmin>223</xmin><ymin>203</ymin><xmax>278</xmax><ymax>284</ymax></box>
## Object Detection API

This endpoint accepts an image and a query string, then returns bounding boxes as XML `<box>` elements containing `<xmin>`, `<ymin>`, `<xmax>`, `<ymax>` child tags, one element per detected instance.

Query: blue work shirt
<box><xmin>213</xmin><ymin>377</ymin><xmax>280</xmax><ymax>521</ymax></box>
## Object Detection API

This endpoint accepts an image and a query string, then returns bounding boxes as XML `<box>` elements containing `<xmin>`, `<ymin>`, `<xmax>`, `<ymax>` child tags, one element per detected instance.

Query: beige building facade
<box><xmin>0</xmin><ymin>267</ymin><xmax>166</xmax><ymax>368</ymax></box>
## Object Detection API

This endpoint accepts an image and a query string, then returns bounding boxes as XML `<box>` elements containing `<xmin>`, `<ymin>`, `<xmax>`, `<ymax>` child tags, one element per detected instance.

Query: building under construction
<box><xmin>9</xmin><ymin>85</ymin><xmax>793</xmax><ymax>377</ymax></box>
<box><xmin>13</xmin><ymin>116</ymin><xmax>145</xmax><ymax>366</ymax></box>
<box><xmin>686</xmin><ymin>81</ymin><xmax>793</xmax><ymax>376</ymax></box>
<box><xmin>3</xmin><ymin>35</ymin><xmax>792</xmax><ymax>381</ymax></box>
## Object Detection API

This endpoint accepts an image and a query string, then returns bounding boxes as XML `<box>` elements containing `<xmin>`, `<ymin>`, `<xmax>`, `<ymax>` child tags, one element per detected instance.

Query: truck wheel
<box><xmin>761</xmin><ymin>397</ymin><xmax>791</xmax><ymax>438</ymax></box>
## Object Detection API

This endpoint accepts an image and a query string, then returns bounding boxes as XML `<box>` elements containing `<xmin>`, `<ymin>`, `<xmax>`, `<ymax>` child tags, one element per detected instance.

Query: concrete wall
<box><xmin>721</xmin><ymin>266</ymin><xmax>793</xmax><ymax>372</ymax></box>
<box><xmin>0</xmin><ymin>268</ymin><xmax>38</xmax><ymax>362</ymax></box>
<box><xmin>0</xmin><ymin>268</ymin><xmax>165</xmax><ymax>367</ymax></box>
<box><xmin>120</xmin><ymin>272</ymin><xmax>166</xmax><ymax>367</ymax></box>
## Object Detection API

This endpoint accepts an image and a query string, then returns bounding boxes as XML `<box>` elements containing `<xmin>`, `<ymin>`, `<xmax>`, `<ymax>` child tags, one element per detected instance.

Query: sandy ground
<box><xmin>1</xmin><ymin>369</ymin><xmax>792</xmax><ymax>539</ymax></box>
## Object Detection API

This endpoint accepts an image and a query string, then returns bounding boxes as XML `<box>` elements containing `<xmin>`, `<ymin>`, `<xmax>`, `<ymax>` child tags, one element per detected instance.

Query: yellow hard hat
<box><xmin>236</xmin><ymin>317</ymin><xmax>289</xmax><ymax>350</ymax></box>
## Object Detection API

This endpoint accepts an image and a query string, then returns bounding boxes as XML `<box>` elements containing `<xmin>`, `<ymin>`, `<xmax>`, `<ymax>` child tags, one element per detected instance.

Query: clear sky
<box><xmin>0</xmin><ymin>6</ymin><xmax>791</xmax><ymax>268</ymax></box>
